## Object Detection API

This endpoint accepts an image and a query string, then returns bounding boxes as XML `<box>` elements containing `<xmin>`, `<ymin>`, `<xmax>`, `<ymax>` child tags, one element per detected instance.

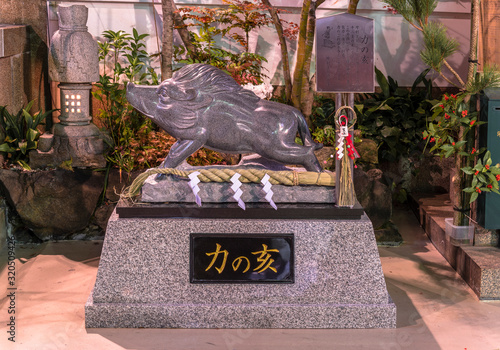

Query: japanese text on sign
<box><xmin>190</xmin><ymin>234</ymin><xmax>294</xmax><ymax>283</ymax></box>
<box><xmin>316</xmin><ymin>13</ymin><xmax>374</xmax><ymax>92</ymax></box>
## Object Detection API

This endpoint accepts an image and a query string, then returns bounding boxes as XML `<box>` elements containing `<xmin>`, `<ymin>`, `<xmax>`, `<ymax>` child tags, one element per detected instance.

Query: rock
<box><xmin>93</xmin><ymin>201</ymin><xmax>116</xmax><ymax>232</ymax></box>
<box><xmin>354</xmin><ymin>168</ymin><xmax>392</xmax><ymax>229</ymax></box>
<box><xmin>354</xmin><ymin>138</ymin><xmax>379</xmax><ymax>169</ymax></box>
<box><xmin>314</xmin><ymin>146</ymin><xmax>335</xmax><ymax>170</ymax></box>
<box><xmin>374</xmin><ymin>221</ymin><xmax>403</xmax><ymax>246</ymax></box>
<box><xmin>410</xmin><ymin>153</ymin><xmax>453</xmax><ymax>193</ymax></box>
<box><xmin>0</xmin><ymin>168</ymin><xmax>104</xmax><ymax>240</ymax></box>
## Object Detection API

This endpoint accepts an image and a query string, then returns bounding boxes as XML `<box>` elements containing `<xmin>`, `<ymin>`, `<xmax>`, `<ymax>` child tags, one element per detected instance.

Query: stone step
<box><xmin>409</xmin><ymin>193</ymin><xmax>500</xmax><ymax>300</ymax></box>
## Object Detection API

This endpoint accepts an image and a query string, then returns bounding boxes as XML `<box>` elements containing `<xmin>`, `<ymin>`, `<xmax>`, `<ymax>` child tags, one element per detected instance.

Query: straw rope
<box><xmin>122</xmin><ymin>167</ymin><xmax>335</xmax><ymax>199</ymax></box>
<box><xmin>334</xmin><ymin>105</ymin><xmax>357</xmax><ymax>207</ymax></box>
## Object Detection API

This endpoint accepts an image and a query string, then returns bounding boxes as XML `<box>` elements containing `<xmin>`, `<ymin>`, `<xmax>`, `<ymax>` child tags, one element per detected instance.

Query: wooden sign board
<box><xmin>316</xmin><ymin>13</ymin><xmax>375</xmax><ymax>93</ymax></box>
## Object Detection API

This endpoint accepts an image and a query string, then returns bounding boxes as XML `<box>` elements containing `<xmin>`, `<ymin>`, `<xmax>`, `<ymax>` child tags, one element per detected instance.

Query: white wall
<box><xmin>47</xmin><ymin>0</ymin><xmax>472</xmax><ymax>87</ymax></box>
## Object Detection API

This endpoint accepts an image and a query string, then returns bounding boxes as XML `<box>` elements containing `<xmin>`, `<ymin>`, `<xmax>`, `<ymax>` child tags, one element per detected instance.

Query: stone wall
<box><xmin>0</xmin><ymin>0</ymin><xmax>51</xmax><ymax>114</ymax></box>
<box><xmin>0</xmin><ymin>25</ymin><xmax>28</xmax><ymax>113</ymax></box>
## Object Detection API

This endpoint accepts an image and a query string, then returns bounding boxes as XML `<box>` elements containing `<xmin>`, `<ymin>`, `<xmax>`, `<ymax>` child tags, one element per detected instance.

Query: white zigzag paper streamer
<box><xmin>230</xmin><ymin>173</ymin><xmax>246</xmax><ymax>210</ymax></box>
<box><xmin>336</xmin><ymin>136</ymin><xmax>345</xmax><ymax>159</ymax></box>
<box><xmin>261</xmin><ymin>173</ymin><xmax>277</xmax><ymax>210</ymax></box>
<box><xmin>337</xmin><ymin>125</ymin><xmax>348</xmax><ymax>160</ymax></box>
<box><xmin>188</xmin><ymin>171</ymin><xmax>202</xmax><ymax>207</ymax></box>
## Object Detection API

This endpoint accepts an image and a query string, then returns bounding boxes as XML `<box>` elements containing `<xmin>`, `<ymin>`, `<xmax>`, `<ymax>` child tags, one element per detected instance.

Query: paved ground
<box><xmin>1</xmin><ymin>206</ymin><xmax>500</xmax><ymax>350</ymax></box>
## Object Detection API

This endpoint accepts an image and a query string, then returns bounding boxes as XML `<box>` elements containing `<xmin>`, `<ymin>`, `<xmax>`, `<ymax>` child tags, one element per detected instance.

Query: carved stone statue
<box><xmin>126</xmin><ymin>64</ymin><xmax>323</xmax><ymax>173</ymax></box>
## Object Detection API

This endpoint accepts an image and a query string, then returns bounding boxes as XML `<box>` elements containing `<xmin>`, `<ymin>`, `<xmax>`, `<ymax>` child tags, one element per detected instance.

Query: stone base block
<box><xmin>29</xmin><ymin>131</ymin><xmax>106</xmax><ymax>168</ymax></box>
<box><xmin>85</xmin><ymin>208</ymin><xmax>396</xmax><ymax>328</ymax></box>
<box><xmin>86</xmin><ymin>294</ymin><xmax>395</xmax><ymax>328</ymax></box>
<box><xmin>141</xmin><ymin>175</ymin><xmax>335</xmax><ymax>204</ymax></box>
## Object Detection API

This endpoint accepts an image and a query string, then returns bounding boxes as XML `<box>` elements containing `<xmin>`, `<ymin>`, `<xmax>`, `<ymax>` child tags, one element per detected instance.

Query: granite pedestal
<box><xmin>86</xmin><ymin>200</ymin><xmax>396</xmax><ymax>328</ymax></box>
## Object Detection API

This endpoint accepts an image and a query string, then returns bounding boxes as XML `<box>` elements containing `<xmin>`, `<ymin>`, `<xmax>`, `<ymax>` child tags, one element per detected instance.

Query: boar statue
<box><xmin>126</xmin><ymin>64</ymin><xmax>323</xmax><ymax>175</ymax></box>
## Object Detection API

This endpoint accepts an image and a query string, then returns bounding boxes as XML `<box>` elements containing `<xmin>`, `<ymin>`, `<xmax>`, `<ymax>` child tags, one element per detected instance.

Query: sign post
<box><xmin>316</xmin><ymin>13</ymin><xmax>374</xmax><ymax>207</ymax></box>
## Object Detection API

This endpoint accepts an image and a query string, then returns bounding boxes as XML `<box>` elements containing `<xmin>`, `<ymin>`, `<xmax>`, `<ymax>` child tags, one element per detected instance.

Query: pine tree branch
<box><xmin>438</xmin><ymin>70</ymin><xmax>462</xmax><ymax>89</ymax></box>
<box><xmin>443</xmin><ymin>59</ymin><xmax>466</xmax><ymax>88</ymax></box>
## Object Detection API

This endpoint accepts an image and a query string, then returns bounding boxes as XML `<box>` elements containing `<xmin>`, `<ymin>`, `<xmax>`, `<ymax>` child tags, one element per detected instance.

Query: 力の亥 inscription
<box><xmin>190</xmin><ymin>234</ymin><xmax>294</xmax><ymax>283</ymax></box>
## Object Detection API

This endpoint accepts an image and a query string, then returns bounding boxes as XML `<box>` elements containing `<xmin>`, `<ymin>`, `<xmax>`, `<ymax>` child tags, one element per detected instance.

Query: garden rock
<box><xmin>409</xmin><ymin>153</ymin><xmax>453</xmax><ymax>194</ymax></box>
<box><xmin>0</xmin><ymin>168</ymin><xmax>104</xmax><ymax>240</ymax></box>
<box><xmin>354</xmin><ymin>138</ymin><xmax>379</xmax><ymax>169</ymax></box>
<box><xmin>354</xmin><ymin>168</ymin><xmax>392</xmax><ymax>229</ymax></box>
<box><xmin>314</xmin><ymin>146</ymin><xmax>335</xmax><ymax>169</ymax></box>
<box><xmin>374</xmin><ymin>221</ymin><xmax>403</xmax><ymax>246</ymax></box>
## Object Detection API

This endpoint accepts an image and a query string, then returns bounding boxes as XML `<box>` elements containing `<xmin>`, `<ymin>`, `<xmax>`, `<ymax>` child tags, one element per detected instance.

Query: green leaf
<box><xmin>470</xmin><ymin>192</ymin><xmax>479</xmax><ymax>203</ymax></box>
<box><xmin>444</xmin><ymin>147</ymin><xmax>454</xmax><ymax>158</ymax></box>
<box><xmin>375</xmin><ymin>66</ymin><xmax>390</xmax><ymax>99</ymax></box>
<box><xmin>461</xmin><ymin>167</ymin><xmax>475</xmax><ymax>175</ymax></box>
<box><xmin>380</xmin><ymin>126</ymin><xmax>400</xmax><ymax>138</ymax></box>
<box><xmin>411</xmin><ymin>68</ymin><xmax>431</xmax><ymax>92</ymax></box>
<box><xmin>472</xmin><ymin>177</ymin><xmax>478</xmax><ymax>188</ymax></box>
<box><xmin>474</xmin><ymin>160</ymin><xmax>483</xmax><ymax>170</ymax></box>
<box><xmin>477</xmin><ymin>173</ymin><xmax>487</xmax><ymax>184</ymax></box>
<box><xmin>17</xmin><ymin>160</ymin><xmax>31</xmax><ymax>171</ymax></box>
<box><xmin>18</xmin><ymin>141</ymin><xmax>27</xmax><ymax>154</ymax></box>
<box><xmin>0</xmin><ymin>143</ymin><xmax>16</xmax><ymax>153</ymax></box>
<box><xmin>27</xmin><ymin>128</ymin><xmax>38</xmax><ymax>142</ymax></box>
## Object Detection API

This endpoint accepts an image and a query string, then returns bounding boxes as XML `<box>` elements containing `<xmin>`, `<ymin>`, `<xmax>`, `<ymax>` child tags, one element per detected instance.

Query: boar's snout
<box><xmin>126</xmin><ymin>82</ymin><xmax>159</xmax><ymax>119</ymax></box>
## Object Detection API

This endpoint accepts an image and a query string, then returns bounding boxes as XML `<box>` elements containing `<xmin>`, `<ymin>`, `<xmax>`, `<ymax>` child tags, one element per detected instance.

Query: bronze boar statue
<box><xmin>126</xmin><ymin>63</ymin><xmax>323</xmax><ymax>174</ymax></box>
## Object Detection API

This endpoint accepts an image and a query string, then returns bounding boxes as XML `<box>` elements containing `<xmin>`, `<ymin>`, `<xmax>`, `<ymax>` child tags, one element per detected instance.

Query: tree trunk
<box><xmin>467</xmin><ymin>0</ymin><xmax>480</xmax><ymax>85</ymax></box>
<box><xmin>291</xmin><ymin>0</ymin><xmax>312</xmax><ymax>110</ymax></box>
<box><xmin>299</xmin><ymin>3</ymin><xmax>319</xmax><ymax>123</ymax></box>
<box><xmin>170</xmin><ymin>0</ymin><xmax>196</xmax><ymax>56</ymax></box>
<box><xmin>291</xmin><ymin>0</ymin><xmax>325</xmax><ymax>112</ymax></box>
<box><xmin>161</xmin><ymin>0</ymin><xmax>174</xmax><ymax>80</ymax></box>
<box><xmin>262</xmin><ymin>0</ymin><xmax>293</xmax><ymax>102</ymax></box>
<box><xmin>347</xmin><ymin>0</ymin><xmax>360</xmax><ymax>14</ymax></box>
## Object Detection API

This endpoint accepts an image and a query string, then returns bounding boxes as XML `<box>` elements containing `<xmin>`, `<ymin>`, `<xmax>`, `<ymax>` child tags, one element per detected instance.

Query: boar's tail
<box><xmin>296</xmin><ymin>111</ymin><xmax>323</xmax><ymax>150</ymax></box>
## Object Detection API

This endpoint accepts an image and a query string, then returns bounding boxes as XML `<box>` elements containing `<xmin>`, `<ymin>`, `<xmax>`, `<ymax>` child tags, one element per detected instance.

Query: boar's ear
<box><xmin>167</xmin><ymin>84</ymin><xmax>197</xmax><ymax>101</ymax></box>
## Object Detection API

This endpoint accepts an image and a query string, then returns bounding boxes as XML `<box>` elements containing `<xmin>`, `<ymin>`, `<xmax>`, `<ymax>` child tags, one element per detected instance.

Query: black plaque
<box><xmin>316</xmin><ymin>13</ymin><xmax>374</xmax><ymax>92</ymax></box>
<box><xmin>190</xmin><ymin>234</ymin><xmax>294</xmax><ymax>283</ymax></box>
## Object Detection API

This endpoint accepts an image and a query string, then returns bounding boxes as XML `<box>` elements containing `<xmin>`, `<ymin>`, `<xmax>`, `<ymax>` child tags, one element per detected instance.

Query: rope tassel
<box><xmin>335</xmin><ymin>107</ymin><xmax>358</xmax><ymax>208</ymax></box>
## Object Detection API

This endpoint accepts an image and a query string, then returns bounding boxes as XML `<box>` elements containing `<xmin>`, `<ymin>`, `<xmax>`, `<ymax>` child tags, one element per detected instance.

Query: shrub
<box><xmin>0</xmin><ymin>101</ymin><xmax>53</xmax><ymax>169</ymax></box>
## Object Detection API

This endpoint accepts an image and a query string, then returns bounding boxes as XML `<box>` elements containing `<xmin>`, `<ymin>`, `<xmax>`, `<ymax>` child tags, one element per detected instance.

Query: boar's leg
<box><xmin>258</xmin><ymin>144</ymin><xmax>323</xmax><ymax>173</ymax></box>
<box><xmin>155</xmin><ymin>139</ymin><xmax>204</xmax><ymax>180</ymax></box>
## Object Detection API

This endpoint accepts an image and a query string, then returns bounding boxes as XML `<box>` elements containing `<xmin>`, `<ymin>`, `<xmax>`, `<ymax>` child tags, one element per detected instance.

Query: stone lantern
<box><xmin>30</xmin><ymin>4</ymin><xmax>106</xmax><ymax>168</ymax></box>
